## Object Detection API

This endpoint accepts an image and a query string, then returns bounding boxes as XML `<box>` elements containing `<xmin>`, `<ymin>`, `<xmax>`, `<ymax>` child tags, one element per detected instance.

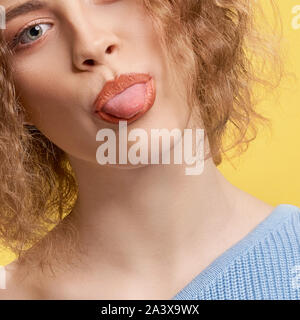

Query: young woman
<box><xmin>0</xmin><ymin>0</ymin><xmax>299</xmax><ymax>300</ymax></box>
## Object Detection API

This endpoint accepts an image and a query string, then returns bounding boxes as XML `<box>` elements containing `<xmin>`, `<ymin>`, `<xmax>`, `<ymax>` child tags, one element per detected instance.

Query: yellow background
<box><xmin>0</xmin><ymin>0</ymin><xmax>299</xmax><ymax>266</ymax></box>
<box><xmin>219</xmin><ymin>0</ymin><xmax>300</xmax><ymax>208</ymax></box>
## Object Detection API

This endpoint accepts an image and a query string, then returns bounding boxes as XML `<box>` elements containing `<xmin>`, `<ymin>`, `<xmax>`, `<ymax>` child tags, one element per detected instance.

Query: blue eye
<box><xmin>13</xmin><ymin>23</ymin><xmax>52</xmax><ymax>48</ymax></box>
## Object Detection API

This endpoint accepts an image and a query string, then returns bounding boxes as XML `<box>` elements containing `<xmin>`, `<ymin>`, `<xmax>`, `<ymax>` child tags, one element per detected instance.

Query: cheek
<box><xmin>14</xmin><ymin>71</ymin><xmax>58</xmax><ymax>120</ymax></box>
<box><xmin>12</xmin><ymin>44</ymin><xmax>65</xmax><ymax>119</ymax></box>
<box><xmin>132</xmin><ymin>21</ymin><xmax>191</xmax><ymax>129</ymax></box>
<box><xmin>12</xmin><ymin>43</ymin><xmax>83</xmax><ymax>133</ymax></box>
<box><xmin>12</xmin><ymin>61</ymin><xmax>96</xmax><ymax>161</ymax></box>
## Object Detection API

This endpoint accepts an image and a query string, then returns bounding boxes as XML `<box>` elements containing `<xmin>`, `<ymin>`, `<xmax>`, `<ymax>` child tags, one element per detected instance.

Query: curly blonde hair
<box><xmin>0</xmin><ymin>0</ymin><xmax>283</xmax><ymax>274</ymax></box>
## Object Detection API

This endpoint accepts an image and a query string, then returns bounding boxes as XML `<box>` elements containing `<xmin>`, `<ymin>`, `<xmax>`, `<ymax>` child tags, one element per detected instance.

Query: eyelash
<box><xmin>11</xmin><ymin>20</ymin><xmax>53</xmax><ymax>50</ymax></box>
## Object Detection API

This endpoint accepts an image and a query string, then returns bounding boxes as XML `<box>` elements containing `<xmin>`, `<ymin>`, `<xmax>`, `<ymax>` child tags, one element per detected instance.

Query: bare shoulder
<box><xmin>231</xmin><ymin>183</ymin><xmax>276</xmax><ymax>226</ymax></box>
<box><xmin>0</xmin><ymin>260</ymin><xmax>42</xmax><ymax>300</ymax></box>
<box><xmin>216</xmin><ymin>167</ymin><xmax>274</xmax><ymax>222</ymax></box>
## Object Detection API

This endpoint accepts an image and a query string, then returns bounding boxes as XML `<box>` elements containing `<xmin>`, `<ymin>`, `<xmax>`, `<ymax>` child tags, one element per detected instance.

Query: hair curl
<box><xmin>0</xmin><ymin>0</ymin><xmax>283</xmax><ymax>274</ymax></box>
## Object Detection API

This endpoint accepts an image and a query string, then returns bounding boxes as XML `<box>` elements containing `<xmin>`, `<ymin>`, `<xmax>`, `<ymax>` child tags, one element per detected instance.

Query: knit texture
<box><xmin>172</xmin><ymin>204</ymin><xmax>300</xmax><ymax>300</ymax></box>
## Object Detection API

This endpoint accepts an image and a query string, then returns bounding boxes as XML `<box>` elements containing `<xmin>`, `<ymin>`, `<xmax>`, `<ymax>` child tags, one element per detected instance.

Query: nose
<box><xmin>71</xmin><ymin>19</ymin><xmax>120</xmax><ymax>71</ymax></box>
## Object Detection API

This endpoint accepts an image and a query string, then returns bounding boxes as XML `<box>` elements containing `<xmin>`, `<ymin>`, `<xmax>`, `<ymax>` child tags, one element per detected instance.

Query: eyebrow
<box><xmin>6</xmin><ymin>0</ymin><xmax>48</xmax><ymax>23</ymax></box>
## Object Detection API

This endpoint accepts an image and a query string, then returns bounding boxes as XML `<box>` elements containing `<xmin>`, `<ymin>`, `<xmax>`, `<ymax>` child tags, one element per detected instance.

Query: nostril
<box><xmin>84</xmin><ymin>59</ymin><xmax>95</xmax><ymax>66</ymax></box>
<box><xmin>106</xmin><ymin>45</ymin><xmax>115</xmax><ymax>54</ymax></box>
<box><xmin>81</xmin><ymin>45</ymin><xmax>116</xmax><ymax>67</ymax></box>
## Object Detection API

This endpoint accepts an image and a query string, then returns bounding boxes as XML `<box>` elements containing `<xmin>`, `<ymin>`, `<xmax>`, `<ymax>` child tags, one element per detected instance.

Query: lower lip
<box><xmin>94</xmin><ymin>78</ymin><xmax>156</xmax><ymax>125</ymax></box>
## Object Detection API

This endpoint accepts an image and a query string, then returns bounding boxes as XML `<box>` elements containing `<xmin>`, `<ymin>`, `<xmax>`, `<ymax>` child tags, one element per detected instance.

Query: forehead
<box><xmin>0</xmin><ymin>0</ymin><xmax>109</xmax><ymax>28</ymax></box>
<box><xmin>0</xmin><ymin>0</ymin><xmax>86</xmax><ymax>17</ymax></box>
<box><xmin>0</xmin><ymin>0</ymin><xmax>140</xmax><ymax>23</ymax></box>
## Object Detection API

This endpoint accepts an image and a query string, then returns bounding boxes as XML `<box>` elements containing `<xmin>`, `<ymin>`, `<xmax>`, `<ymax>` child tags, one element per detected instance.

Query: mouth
<box><xmin>93</xmin><ymin>73</ymin><xmax>156</xmax><ymax>125</ymax></box>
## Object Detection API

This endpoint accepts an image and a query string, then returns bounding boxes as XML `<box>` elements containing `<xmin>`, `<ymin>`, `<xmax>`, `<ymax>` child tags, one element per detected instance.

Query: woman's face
<box><xmin>2</xmin><ymin>0</ymin><xmax>191</xmax><ymax>166</ymax></box>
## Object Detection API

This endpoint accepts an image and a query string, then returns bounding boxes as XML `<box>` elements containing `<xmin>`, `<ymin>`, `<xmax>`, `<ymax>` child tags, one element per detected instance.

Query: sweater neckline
<box><xmin>171</xmin><ymin>203</ymin><xmax>300</xmax><ymax>300</ymax></box>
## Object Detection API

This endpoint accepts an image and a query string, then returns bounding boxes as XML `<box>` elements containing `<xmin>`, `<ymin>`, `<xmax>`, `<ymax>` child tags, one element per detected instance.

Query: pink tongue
<box><xmin>102</xmin><ymin>83</ymin><xmax>146</xmax><ymax>119</ymax></box>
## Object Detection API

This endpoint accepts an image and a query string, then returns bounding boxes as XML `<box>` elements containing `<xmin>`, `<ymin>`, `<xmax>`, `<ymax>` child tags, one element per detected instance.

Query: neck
<box><xmin>67</xmin><ymin>153</ymin><xmax>237</xmax><ymax>272</ymax></box>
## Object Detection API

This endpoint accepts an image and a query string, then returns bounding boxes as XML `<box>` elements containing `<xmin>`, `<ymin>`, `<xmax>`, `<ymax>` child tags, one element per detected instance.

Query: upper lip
<box><xmin>93</xmin><ymin>73</ymin><xmax>153</xmax><ymax>114</ymax></box>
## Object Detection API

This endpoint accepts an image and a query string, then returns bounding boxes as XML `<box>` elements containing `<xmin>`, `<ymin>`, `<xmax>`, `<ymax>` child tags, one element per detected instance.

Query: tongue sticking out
<box><xmin>101</xmin><ymin>83</ymin><xmax>147</xmax><ymax>119</ymax></box>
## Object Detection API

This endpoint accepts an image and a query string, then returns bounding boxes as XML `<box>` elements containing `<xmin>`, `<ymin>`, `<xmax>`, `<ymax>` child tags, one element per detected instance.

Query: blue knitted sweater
<box><xmin>171</xmin><ymin>204</ymin><xmax>300</xmax><ymax>300</ymax></box>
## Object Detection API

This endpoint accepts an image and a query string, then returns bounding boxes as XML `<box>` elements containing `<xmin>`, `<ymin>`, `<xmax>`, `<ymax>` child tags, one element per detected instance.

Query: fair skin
<box><xmin>0</xmin><ymin>0</ymin><xmax>273</xmax><ymax>300</ymax></box>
